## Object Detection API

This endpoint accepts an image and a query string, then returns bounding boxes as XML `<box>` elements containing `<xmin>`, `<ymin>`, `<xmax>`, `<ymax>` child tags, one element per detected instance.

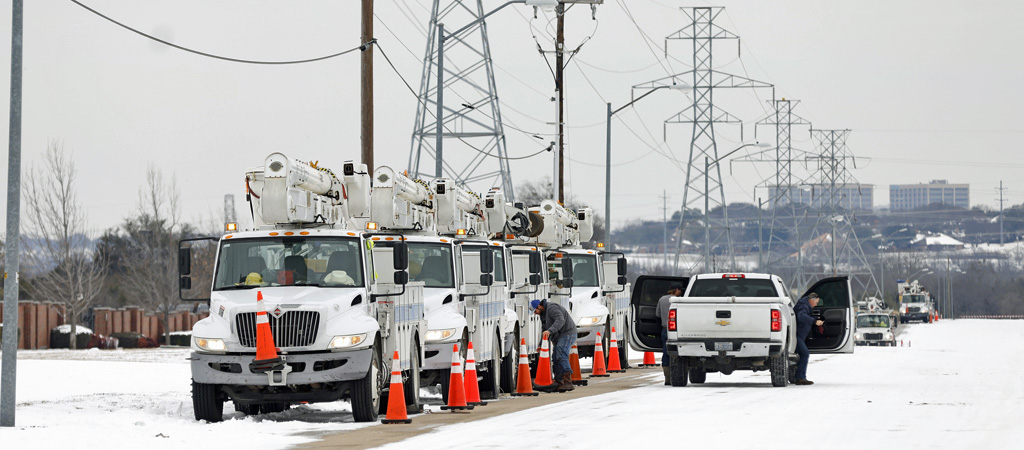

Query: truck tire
<box><xmin>669</xmin><ymin>355</ymin><xmax>688</xmax><ymax>387</ymax></box>
<box><xmin>351</xmin><ymin>343</ymin><xmax>383</xmax><ymax>422</ymax></box>
<box><xmin>770</xmin><ymin>346</ymin><xmax>789</xmax><ymax>387</ymax></box>
<box><xmin>192</xmin><ymin>380</ymin><xmax>224</xmax><ymax>422</ymax></box>
<box><xmin>233</xmin><ymin>401</ymin><xmax>259</xmax><ymax>415</ymax></box>
<box><xmin>788</xmin><ymin>363</ymin><xmax>798</xmax><ymax>385</ymax></box>
<box><xmin>480</xmin><ymin>334</ymin><xmax>502</xmax><ymax>399</ymax></box>
<box><xmin>405</xmin><ymin>340</ymin><xmax>422</xmax><ymax>414</ymax></box>
<box><xmin>500</xmin><ymin>331</ymin><xmax>519</xmax><ymax>393</ymax></box>
<box><xmin>689</xmin><ymin>367</ymin><xmax>706</xmax><ymax>384</ymax></box>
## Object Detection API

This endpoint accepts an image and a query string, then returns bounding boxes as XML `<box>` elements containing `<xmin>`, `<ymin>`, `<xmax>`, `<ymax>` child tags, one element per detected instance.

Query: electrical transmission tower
<box><xmin>800</xmin><ymin>129</ymin><xmax>880</xmax><ymax>296</ymax></box>
<box><xmin>635</xmin><ymin>7</ymin><xmax>771</xmax><ymax>274</ymax></box>
<box><xmin>409</xmin><ymin>0</ymin><xmax>514</xmax><ymax>199</ymax></box>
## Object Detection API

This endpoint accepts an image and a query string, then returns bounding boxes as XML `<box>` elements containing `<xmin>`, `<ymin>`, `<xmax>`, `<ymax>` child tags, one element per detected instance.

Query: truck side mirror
<box><xmin>528</xmin><ymin>252</ymin><xmax>542</xmax><ymax>274</ymax></box>
<box><xmin>618</xmin><ymin>276</ymin><xmax>627</xmax><ymax>285</ymax></box>
<box><xmin>617</xmin><ymin>257</ymin><xmax>627</xmax><ymax>276</ymax></box>
<box><xmin>529</xmin><ymin>274</ymin><xmax>541</xmax><ymax>286</ymax></box>
<box><xmin>393</xmin><ymin>242</ymin><xmax>409</xmax><ymax>271</ymax></box>
<box><xmin>561</xmin><ymin>256</ymin><xmax>574</xmax><ymax>279</ymax></box>
<box><xmin>179</xmin><ymin>248</ymin><xmax>191</xmax><ymax>276</ymax></box>
<box><xmin>480</xmin><ymin>273</ymin><xmax>493</xmax><ymax>287</ymax></box>
<box><xmin>394</xmin><ymin>270</ymin><xmax>409</xmax><ymax>285</ymax></box>
<box><xmin>479</xmin><ymin>248</ymin><xmax>494</xmax><ymax>274</ymax></box>
<box><xmin>562</xmin><ymin>277</ymin><xmax>574</xmax><ymax>289</ymax></box>
<box><xmin>179</xmin><ymin>277</ymin><xmax>191</xmax><ymax>289</ymax></box>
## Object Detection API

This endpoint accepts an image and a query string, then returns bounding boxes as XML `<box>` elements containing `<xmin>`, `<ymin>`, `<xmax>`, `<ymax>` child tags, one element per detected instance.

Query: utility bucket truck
<box><xmin>897</xmin><ymin>280</ymin><xmax>933</xmax><ymax>324</ymax></box>
<box><xmin>179</xmin><ymin>153</ymin><xmax>425</xmax><ymax>423</ymax></box>
<box><xmin>527</xmin><ymin>200</ymin><xmax>630</xmax><ymax>367</ymax></box>
<box><xmin>368</xmin><ymin>168</ymin><xmax>538</xmax><ymax>400</ymax></box>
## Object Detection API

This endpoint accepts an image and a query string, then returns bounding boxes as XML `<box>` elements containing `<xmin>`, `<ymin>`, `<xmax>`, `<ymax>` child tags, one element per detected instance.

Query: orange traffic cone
<box><xmin>589</xmin><ymin>332</ymin><xmax>609</xmax><ymax>378</ymax></box>
<box><xmin>250</xmin><ymin>291</ymin><xmax>285</xmax><ymax>373</ymax></box>
<box><xmin>440</xmin><ymin>344</ymin><xmax>473</xmax><ymax>411</ymax></box>
<box><xmin>534</xmin><ymin>338</ymin><xmax>554</xmax><ymax>387</ymax></box>
<box><xmin>607</xmin><ymin>327</ymin><xmax>626</xmax><ymax>373</ymax></box>
<box><xmin>640</xmin><ymin>351</ymin><xmax>658</xmax><ymax>368</ymax></box>
<box><xmin>569</xmin><ymin>343</ymin><xmax>588</xmax><ymax>386</ymax></box>
<box><xmin>381</xmin><ymin>351</ymin><xmax>412</xmax><ymax>424</ymax></box>
<box><xmin>463</xmin><ymin>342</ymin><xmax>487</xmax><ymax>406</ymax></box>
<box><xmin>511</xmin><ymin>338</ymin><xmax>539</xmax><ymax>397</ymax></box>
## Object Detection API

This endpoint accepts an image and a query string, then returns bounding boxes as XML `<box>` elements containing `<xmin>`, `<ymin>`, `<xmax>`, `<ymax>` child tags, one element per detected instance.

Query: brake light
<box><xmin>668</xmin><ymin>310</ymin><xmax>677</xmax><ymax>331</ymax></box>
<box><xmin>722</xmin><ymin>274</ymin><xmax>745</xmax><ymax>279</ymax></box>
<box><xmin>770</xmin><ymin>309</ymin><xmax>782</xmax><ymax>332</ymax></box>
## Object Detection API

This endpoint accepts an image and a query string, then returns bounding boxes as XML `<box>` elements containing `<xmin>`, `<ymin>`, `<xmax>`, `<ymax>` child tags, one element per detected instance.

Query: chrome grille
<box><xmin>236</xmin><ymin>311</ymin><xmax>321</xmax><ymax>348</ymax></box>
<box><xmin>908</xmin><ymin>307</ymin><xmax>921</xmax><ymax>313</ymax></box>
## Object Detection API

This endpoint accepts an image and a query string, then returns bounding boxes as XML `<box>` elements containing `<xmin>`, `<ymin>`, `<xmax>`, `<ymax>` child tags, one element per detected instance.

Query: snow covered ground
<box><xmin>2</xmin><ymin>320</ymin><xmax>1023</xmax><ymax>449</ymax></box>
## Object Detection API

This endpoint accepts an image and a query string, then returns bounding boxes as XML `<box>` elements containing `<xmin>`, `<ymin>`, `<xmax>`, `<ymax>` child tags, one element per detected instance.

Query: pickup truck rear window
<box><xmin>687</xmin><ymin>279</ymin><xmax>778</xmax><ymax>297</ymax></box>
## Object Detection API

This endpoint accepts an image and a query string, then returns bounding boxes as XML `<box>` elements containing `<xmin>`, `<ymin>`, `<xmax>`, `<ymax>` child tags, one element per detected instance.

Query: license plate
<box><xmin>714</xmin><ymin>342</ymin><xmax>733</xmax><ymax>351</ymax></box>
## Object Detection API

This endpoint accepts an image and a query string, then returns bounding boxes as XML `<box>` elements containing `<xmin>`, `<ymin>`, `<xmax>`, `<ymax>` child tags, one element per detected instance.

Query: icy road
<box><xmin>1</xmin><ymin>319</ymin><xmax>1022</xmax><ymax>450</ymax></box>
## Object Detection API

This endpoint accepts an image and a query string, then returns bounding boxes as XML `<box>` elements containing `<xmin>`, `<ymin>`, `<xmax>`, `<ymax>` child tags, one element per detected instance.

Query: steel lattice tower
<box><xmin>801</xmin><ymin>129</ymin><xmax>880</xmax><ymax>296</ymax></box>
<box><xmin>409</xmin><ymin>0</ymin><xmax>514</xmax><ymax>198</ymax></box>
<box><xmin>636</xmin><ymin>7</ymin><xmax>771</xmax><ymax>273</ymax></box>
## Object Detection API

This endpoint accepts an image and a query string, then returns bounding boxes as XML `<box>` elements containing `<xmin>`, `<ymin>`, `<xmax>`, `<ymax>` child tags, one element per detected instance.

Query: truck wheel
<box><xmin>351</xmin><ymin>343</ymin><xmax>383</xmax><ymax>422</ymax></box>
<box><xmin>770</xmin><ymin>346</ymin><xmax>790</xmax><ymax>387</ymax></box>
<box><xmin>788</xmin><ymin>363</ymin><xmax>798</xmax><ymax>385</ymax></box>
<box><xmin>669</xmin><ymin>355</ymin><xmax>688</xmax><ymax>387</ymax></box>
<box><xmin>500</xmin><ymin>332</ymin><xmax>518</xmax><ymax>393</ymax></box>
<box><xmin>688</xmin><ymin>367</ymin><xmax>707</xmax><ymax>384</ymax></box>
<box><xmin>233</xmin><ymin>401</ymin><xmax>259</xmax><ymax>415</ymax></box>
<box><xmin>480</xmin><ymin>334</ymin><xmax>502</xmax><ymax>399</ymax></box>
<box><xmin>191</xmin><ymin>380</ymin><xmax>224</xmax><ymax>422</ymax></box>
<box><xmin>404</xmin><ymin>339</ymin><xmax>422</xmax><ymax>414</ymax></box>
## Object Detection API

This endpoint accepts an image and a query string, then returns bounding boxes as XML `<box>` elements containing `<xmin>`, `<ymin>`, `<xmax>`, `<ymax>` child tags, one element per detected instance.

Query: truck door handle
<box><xmin>716</xmin><ymin>311</ymin><xmax>731</xmax><ymax>318</ymax></box>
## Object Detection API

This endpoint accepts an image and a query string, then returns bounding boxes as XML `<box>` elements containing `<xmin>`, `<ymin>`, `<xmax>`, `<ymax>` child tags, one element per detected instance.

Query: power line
<box><xmin>69</xmin><ymin>0</ymin><xmax>369</xmax><ymax>65</ymax></box>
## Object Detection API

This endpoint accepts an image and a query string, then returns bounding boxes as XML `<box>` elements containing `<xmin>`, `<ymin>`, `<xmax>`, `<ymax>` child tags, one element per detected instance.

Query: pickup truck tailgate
<box><xmin>674</xmin><ymin>299</ymin><xmax>772</xmax><ymax>340</ymax></box>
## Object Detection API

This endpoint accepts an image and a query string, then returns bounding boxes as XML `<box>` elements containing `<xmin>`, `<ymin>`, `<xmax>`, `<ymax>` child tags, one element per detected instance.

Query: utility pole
<box><xmin>757</xmin><ymin>197</ymin><xmax>763</xmax><ymax>270</ymax></box>
<box><xmin>2</xmin><ymin>0</ymin><xmax>24</xmax><ymax>428</ymax></box>
<box><xmin>555</xmin><ymin>3</ymin><xmax>565</xmax><ymax>204</ymax></box>
<box><xmin>662</xmin><ymin>190</ymin><xmax>669</xmax><ymax>267</ymax></box>
<box><xmin>997</xmin><ymin>181</ymin><xmax>1006</xmax><ymax>244</ymax></box>
<box><xmin>360</xmin><ymin>0</ymin><xmax>374</xmax><ymax>172</ymax></box>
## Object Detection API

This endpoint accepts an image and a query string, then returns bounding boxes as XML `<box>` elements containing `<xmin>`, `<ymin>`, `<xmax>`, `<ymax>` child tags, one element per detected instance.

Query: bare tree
<box><xmin>118</xmin><ymin>166</ymin><xmax>194</xmax><ymax>345</ymax></box>
<box><xmin>22</xmin><ymin>141</ymin><xmax>107</xmax><ymax>349</ymax></box>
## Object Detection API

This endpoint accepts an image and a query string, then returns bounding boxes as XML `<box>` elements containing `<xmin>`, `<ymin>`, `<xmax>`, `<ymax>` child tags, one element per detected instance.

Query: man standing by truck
<box><xmin>795</xmin><ymin>293</ymin><xmax>825</xmax><ymax>385</ymax></box>
<box><xmin>656</xmin><ymin>283</ymin><xmax>685</xmax><ymax>385</ymax></box>
<box><xmin>531</xmin><ymin>299</ymin><xmax>576</xmax><ymax>392</ymax></box>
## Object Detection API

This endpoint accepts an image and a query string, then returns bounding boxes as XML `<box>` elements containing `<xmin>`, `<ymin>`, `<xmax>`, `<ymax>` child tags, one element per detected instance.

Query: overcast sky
<box><xmin>1</xmin><ymin>0</ymin><xmax>1022</xmax><ymax>236</ymax></box>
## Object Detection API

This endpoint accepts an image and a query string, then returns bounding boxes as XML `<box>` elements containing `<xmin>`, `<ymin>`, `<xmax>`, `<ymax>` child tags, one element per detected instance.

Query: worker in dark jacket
<box><xmin>531</xmin><ymin>299</ymin><xmax>576</xmax><ymax>392</ymax></box>
<box><xmin>794</xmin><ymin>292</ymin><xmax>825</xmax><ymax>385</ymax></box>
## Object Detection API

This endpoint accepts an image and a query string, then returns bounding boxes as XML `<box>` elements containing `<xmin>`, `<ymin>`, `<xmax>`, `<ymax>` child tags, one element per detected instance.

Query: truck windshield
<box><xmin>902</xmin><ymin>294</ymin><xmax>926</xmax><ymax>303</ymax></box>
<box><xmin>407</xmin><ymin>242</ymin><xmax>455</xmax><ymax>288</ymax></box>
<box><xmin>463</xmin><ymin>245</ymin><xmax>506</xmax><ymax>283</ymax></box>
<box><xmin>857</xmin><ymin>315</ymin><xmax>890</xmax><ymax>328</ymax></box>
<box><xmin>567</xmin><ymin>254</ymin><xmax>599</xmax><ymax>287</ymax></box>
<box><xmin>688</xmin><ymin>278</ymin><xmax>777</xmax><ymax>297</ymax></box>
<box><xmin>213</xmin><ymin>237</ymin><xmax>363</xmax><ymax>290</ymax></box>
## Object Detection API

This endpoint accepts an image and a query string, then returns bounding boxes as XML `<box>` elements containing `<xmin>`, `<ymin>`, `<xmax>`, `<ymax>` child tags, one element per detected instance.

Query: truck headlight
<box><xmin>425</xmin><ymin>328</ymin><xmax>458</xmax><ymax>342</ymax></box>
<box><xmin>329</xmin><ymin>333</ymin><xmax>367</xmax><ymax>349</ymax></box>
<box><xmin>855</xmin><ymin>333</ymin><xmax>862</xmax><ymax>341</ymax></box>
<box><xmin>577</xmin><ymin>316</ymin><xmax>604</xmax><ymax>327</ymax></box>
<box><xmin>194</xmin><ymin>337</ymin><xmax>227</xmax><ymax>353</ymax></box>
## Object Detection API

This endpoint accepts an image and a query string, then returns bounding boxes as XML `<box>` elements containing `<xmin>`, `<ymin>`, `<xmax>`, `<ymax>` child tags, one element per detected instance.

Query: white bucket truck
<box><xmin>179</xmin><ymin>153</ymin><xmax>425</xmax><ymax>423</ymax></box>
<box><xmin>526</xmin><ymin>200</ymin><xmax>630</xmax><ymax>367</ymax></box>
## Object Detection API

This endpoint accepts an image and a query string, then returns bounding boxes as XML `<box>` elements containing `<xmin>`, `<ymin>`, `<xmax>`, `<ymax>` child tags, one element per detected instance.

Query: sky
<box><xmin>1</xmin><ymin>0</ymin><xmax>1023</xmax><ymax>236</ymax></box>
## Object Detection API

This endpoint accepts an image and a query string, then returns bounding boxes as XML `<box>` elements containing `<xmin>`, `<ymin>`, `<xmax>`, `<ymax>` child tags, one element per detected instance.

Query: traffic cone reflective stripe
<box><xmin>641</xmin><ymin>351</ymin><xmax>658</xmax><ymax>368</ymax></box>
<box><xmin>250</xmin><ymin>291</ymin><xmax>284</xmax><ymax>373</ymax></box>
<box><xmin>440</xmin><ymin>343</ymin><xmax>474</xmax><ymax>411</ymax></box>
<box><xmin>569</xmin><ymin>343</ymin><xmax>588</xmax><ymax>386</ymax></box>
<box><xmin>512</xmin><ymin>338</ymin><xmax>539</xmax><ymax>396</ymax></box>
<box><xmin>590</xmin><ymin>332</ymin><xmax>609</xmax><ymax>378</ymax></box>
<box><xmin>535</xmin><ymin>338</ymin><xmax>554</xmax><ymax>386</ymax></box>
<box><xmin>463</xmin><ymin>342</ymin><xmax>486</xmax><ymax>406</ymax></box>
<box><xmin>607</xmin><ymin>327</ymin><xmax>626</xmax><ymax>373</ymax></box>
<box><xmin>381</xmin><ymin>351</ymin><xmax>412</xmax><ymax>424</ymax></box>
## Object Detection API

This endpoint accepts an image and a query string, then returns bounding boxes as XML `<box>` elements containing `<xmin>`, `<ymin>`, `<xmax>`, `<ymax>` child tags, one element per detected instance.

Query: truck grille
<box><xmin>907</xmin><ymin>307</ymin><xmax>921</xmax><ymax>313</ymax></box>
<box><xmin>864</xmin><ymin>333</ymin><xmax>883</xmax><ymax>340</ymax></box>
<box><xmin>235</xmin><ymin>311</ymin><xmax>321</xmax><ymax>348</ymax></box>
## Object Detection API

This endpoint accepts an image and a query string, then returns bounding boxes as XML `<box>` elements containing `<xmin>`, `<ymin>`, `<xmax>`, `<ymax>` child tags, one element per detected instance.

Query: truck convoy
<box><xmin>897</xmin><ymin>280</ymin><xmax>933</xmax><ymax>324</ymax></box>
<box><xmin>180</xmin><ymin>153</ymin><xmax>594</xmax><ymax>423</ymax></box>
<box><xmin>628</xmin><ymin>273</ymin><xmax>854</xmax><ymax>387</ymax></box>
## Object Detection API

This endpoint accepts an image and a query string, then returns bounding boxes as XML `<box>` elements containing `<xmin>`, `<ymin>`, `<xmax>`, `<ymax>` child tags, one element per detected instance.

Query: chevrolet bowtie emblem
<box><xmin>715</xmin><ymin>320</ymin><xmax>731</xmax><ymax>326</ymax></box>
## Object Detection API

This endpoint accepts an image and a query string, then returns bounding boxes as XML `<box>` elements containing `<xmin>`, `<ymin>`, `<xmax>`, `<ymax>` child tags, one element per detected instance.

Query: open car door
<box><xmin>629</xmin><ymin>275</ymin><xmax>688</xmax><ymax>352</ymax></box>
<box><xmin>802</xmin><ymin>276</ymin><xmax>855</xmax><ymax>354</ymax></box>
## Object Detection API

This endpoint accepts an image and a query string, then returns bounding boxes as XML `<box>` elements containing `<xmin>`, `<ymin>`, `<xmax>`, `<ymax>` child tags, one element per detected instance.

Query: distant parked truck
<box><xmin>897</xmin><ymin>280</ymin><xmax>933</xmax><ymax>324</ymax></box>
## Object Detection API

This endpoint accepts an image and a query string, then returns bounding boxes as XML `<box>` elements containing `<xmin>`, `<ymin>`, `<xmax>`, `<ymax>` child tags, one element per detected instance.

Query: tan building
<box><xmin>889</xmin><ymin>180</ymin><xmax>969</xmax><ymax>211</ymax></box>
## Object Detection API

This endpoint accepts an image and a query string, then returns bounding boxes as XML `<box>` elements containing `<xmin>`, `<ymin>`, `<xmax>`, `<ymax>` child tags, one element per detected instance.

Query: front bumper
<box><xmin>575</xmin><ymin>324</ymin><xmax>605</xmax><ymax>346</ymax></box>
<box><xmin>903</xmin><ymin>313</ymin><xmax>930</xmax><ymax>321</ymax></box>
<box><xmin>190</xmin><ymin>349</ymin><xmax>371</xmax><ymax>385</ymax></box>
<box><xmin>424</xmin><ymin>341</ymin><xmax>459</xmax><ymax>370</ymax></box>
<box><xmin>672</xmin><ymin>340</ymin><xmax>777</xmax><ymax>358</ymax></box>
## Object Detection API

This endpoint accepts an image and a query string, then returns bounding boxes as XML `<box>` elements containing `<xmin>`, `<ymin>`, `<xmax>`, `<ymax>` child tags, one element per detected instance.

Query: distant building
<box><xmin>889</xmin><ymin>180</ymin><xmax>969</xmax><ymax>211</ymax></box>
<box><xmin>768</xmin><ymin>184</ymin><xmax>874</xmax><ymax>211</ymax></box>
<box><xmin>909</xmin><ymin>232</ymin><xmax>966</xmax><ymax>251</ymax></box>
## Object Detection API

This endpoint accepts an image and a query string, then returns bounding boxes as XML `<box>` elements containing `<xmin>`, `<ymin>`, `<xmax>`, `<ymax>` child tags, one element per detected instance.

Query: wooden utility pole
<box><xmin>555</xmin><ymin>3</ymin><xmax>565</xmax><ymax>204</ymax></box>
<box><xmin>361</xmin><ymin>0</ymin><xmax>374</xmax><ymax>172</ymax></box>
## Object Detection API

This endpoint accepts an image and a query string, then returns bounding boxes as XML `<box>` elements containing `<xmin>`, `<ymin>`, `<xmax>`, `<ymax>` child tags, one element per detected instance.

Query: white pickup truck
<box><xmin>628</xmin><ymin>273</ymin><xmax>855</xmax><ymax>387</ymax></box>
